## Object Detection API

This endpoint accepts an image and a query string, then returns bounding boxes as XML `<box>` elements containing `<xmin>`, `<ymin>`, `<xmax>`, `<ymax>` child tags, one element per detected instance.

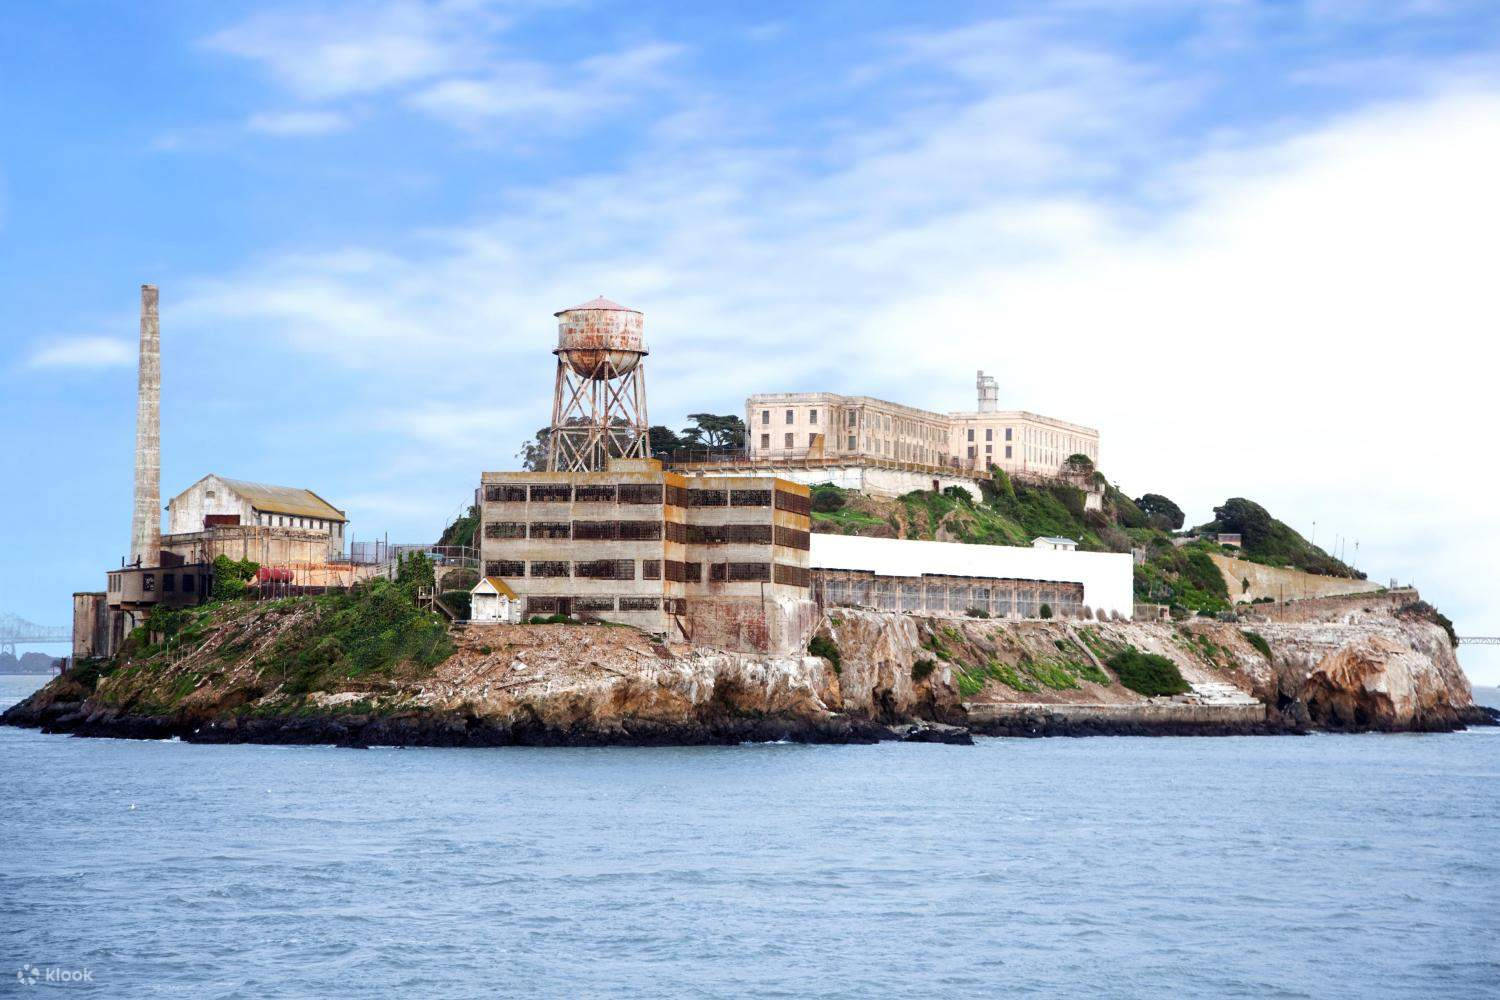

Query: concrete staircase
<box><xmin>1188</xmin><ymin>680</ymin><xmax>1261</xmax><ymax>706</ymax></box>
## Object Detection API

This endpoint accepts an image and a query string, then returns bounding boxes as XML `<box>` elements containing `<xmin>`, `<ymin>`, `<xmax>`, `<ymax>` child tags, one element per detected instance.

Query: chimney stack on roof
<box><xmin>130</xmin><ymin>284</ymin><xmax>161</xmax><ymax>568</ymax></box>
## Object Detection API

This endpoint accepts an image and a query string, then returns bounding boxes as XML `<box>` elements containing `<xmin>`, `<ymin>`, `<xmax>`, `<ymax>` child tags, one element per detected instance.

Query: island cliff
<box><xmin>4</xmin><ymin>587</ymin><xmax>1491</xmax><ymax>747</ymax></box>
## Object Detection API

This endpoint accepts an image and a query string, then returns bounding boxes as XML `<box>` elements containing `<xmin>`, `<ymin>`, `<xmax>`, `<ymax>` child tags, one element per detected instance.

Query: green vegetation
<box><xmin>1397</xmin><ymin>600</ymin><xmax>1458</xmax><ymax>647</ymax></box>
<box><xmin>210</xmin><ymin>555</ymin><xmax>259</xmax><ymax>602</ymax></box>
<box><xmin>911</xmin><ymin>658</ymin><xmax>936</xmax><ymax>682</ymax></box>
<box><xmin>811</xmin><ymin>483</ymin><xmax>847</xmax><ymax>513</ymax></box>
<box><xmin>1106</xmin><ymin>648</ymin><xmax>1190</xmax><ymax>697</ymax></box>
<box><xmin>527</xmin><ymin>614</ymin><xmax>579</xmax><ymax>625</ymax></box>
<box><xmin>1039</xmin><ymin>603</ymin><xmax>1053</xmax><ymax>620</ymax></box>
<box><xmin>1135</xmin><ymin>493</ymin><xmax>1185</xmax><ymax>531</ymax></box>
<box><xmin>438</xmin><ymin>505</ymin><xmax>479</xmax><ymax>549</ymax></box>
<box><xmin>808</xmin><ymin>635</ymin><xmax>841</xmax><ymax>674</ymax></box>
<box><xmin>1198</xmin><ymin>498</ymin><xmax>1363</xmax><ymax>578</ymax></box>
<box><xmin>1133</xmin><ymin>540</ymin><xmax>1231</xmax><ymax>614</ymax></box>
<box><xmin>1241</xmin><ymin>630</ymin><xmax>1272</xmax><ymax>659</ymax></box>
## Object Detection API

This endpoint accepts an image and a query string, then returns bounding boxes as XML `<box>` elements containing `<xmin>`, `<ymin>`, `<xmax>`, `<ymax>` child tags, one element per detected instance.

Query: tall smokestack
<box><xmin>130</xmin><ymin>284</ymin><xmax>161</xmax><ymax>568</ymax></box>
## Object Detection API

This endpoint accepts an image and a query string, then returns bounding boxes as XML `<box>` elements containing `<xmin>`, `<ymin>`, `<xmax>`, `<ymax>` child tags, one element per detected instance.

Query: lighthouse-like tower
<box><xmin>546</xmin><ymin>296</ymin><xmax>650</xmax><ymax>472</ymax></box>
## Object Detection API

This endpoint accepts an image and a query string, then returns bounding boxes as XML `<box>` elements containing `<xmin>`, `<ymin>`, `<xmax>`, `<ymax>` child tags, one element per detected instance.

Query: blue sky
<box><xmin>4</xmin><ymin>0</ymin><xmax>1500</xmax><ymax>680</ymax></box>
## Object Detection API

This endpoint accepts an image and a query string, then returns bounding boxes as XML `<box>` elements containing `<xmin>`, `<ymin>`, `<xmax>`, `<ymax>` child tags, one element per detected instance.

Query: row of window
<box><xmin>257</xmin><ymin>511</ymin><xmax>341</xmax><ymax>534</ymax></box>
<box><xmin>482</xmin><ymin>521</ymin><xmax>810</xmax><ymax>549</ymax></box>
<box><xmin>526</xmin><ymin>596</ymin><xmax>687</xmax><ymax>615</ymax></box>
<box><xmin>482</xmin><ymin>483</ymin><xmax>810</xmax><ymax>511</ymax></box>
<box><xmin>108</xmin><ymin>571</ymin><xmax>202</xmax><ymax>595</ymax></box>
<box><xmin>482</xmin><ymin>559</ymin><xmax>810</xmax><ymax>587</ymax></box>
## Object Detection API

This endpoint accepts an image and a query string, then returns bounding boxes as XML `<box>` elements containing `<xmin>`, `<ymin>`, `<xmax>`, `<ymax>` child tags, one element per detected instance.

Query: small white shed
<box><xmin>471</xmin><ymin>577</ymin><xmax>520</xmax><ymax>623</ymax></box>
<box><xmin>1032</xmin><ymin>536</ymin><xmax>1079</xmax><ymax>552</ymax></box>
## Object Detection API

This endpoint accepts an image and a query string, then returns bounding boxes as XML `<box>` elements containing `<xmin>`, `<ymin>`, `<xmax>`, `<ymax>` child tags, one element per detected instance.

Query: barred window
<box><xmin>485</xmin><ymin>560</ymin><xmax>524</xmax><ymax>577</ymax></box>
<box><xmin>530</xmin><ymin>484</ymin><xmax>572</xmax><ymax>502</ymax></box>
<box><xmin>575</xmin><ymin>596</ymin><xmax>616</xmax><ymax>612</ymax></box>
<box><xmin>617</xmin><ymin>484</ymin><xmax>664</xmax><ymax>504</ymax></box>
<box><xmin>687</xmin><ymin>523</ymin><xmax>773</xmax><ymax>545</ymax></box>
<box><xmin>572</xmin><ymin>520</ymin><xmax>617</xmax><ymax>540</ymax></box>
<box><xmin>642</xmin><ymin>560</ymin><xmax>662</xmax><ymax>580</ymax></box>
<box><xmin>665</xmin><ymin>520</ymin><xmax>689</xmax><ymax>543</ymax></box>
<box><xmin>618</xmin><ymin>520</ymin><xmax>662</xmax><ymax>540</ymax></box>
<box><xmin>730</xmin><ymin>489</ymin><xmax>772</xmax><ymax>507</ymax></box>
<box><xmin>575</xmin><ymin>484</ymin><xmax>617</xmax><ymax>502</ymax></box>
<box><xmin>530</xmin><ymin>522</ymin><xmax>571</xmax><ymax>539</ymax></box>
<box><xmin>526</xmin><ymin>596</ymin><xmax>560</xmax><ymax>614</ymax></box>
<box><xmin>530</xmin><ymin>561</ymin><xmax>570</xmax><ymax>578</ymax></box>
<box><xmin>728</xmin><ymin>562</ymin><xmax>772</xmax><ymax>581</ymax></box>
<box><xmin>664</xmin><ymin>560</ymin><xmax>686</xmax><ymax>582</ymax></box>
<box><xmin>619</xmin><ymin>597</ymin><xmax>661</xmax><ymax>611</ymax></box>
<box><xmin>709</xmin><ymin>563</ymin><xmax>727</xmax><ymax>582</ymax></box>
<box><xmin>484</xmin><ymin>521</ymin><xmax>527</xmax><ymax>539</ymax></box>
<box><xmin>774</xmin><ymin>490</ymin><xmax>812</xmax><ymax>515</ymax></box>
<box><xmin>665</xmin><ymin>485</ymin><xmax>691</xmax><ymax>508</ymax></box>
<box><xmin>575</xmin><ymin>559</ymin><xmax>634</xmax><ymax>580</ymax></box>
<box><xmin>684</xmin><ymin>562</ymin><xmax>702</xmax><ymax>583</ymax></box>
<box><xmin>774</xmin><ymin>563</ymin><xmax>811</xmax><ymax>588</ymax></box>
<box><xmin>774</xmin><ymin>525</ymin><xmax>811</xmax><ymax>550</ymax></box>
<box><xmin>485</xmin><ymin>484</ymin><xmax>528</xmax><ymax>502</ymax></box>
<box><xmin>689</xmin><ymin>489</ymin><xmax>728</xmax><ymax>506</ymax></box>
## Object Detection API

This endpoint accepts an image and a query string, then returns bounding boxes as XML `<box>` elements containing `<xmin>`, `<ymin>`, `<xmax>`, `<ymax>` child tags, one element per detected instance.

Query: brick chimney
<box><xmin>130</xmin><ymin>284</ymin><xmax>160</xmax><ymax>568</ymax></box>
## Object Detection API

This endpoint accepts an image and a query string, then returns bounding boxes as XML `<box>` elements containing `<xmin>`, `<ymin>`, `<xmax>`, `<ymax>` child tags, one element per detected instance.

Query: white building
<box><xmin>470</xmin><ymin>577</ymin><xmax>521</xmax><ymax>623</ymax></box>
<box><xmin>810</xmin><ymin>534</ymin><xmax>1133</xmax><ymax>620</ymax></box>
<box><xmin>166</xmin><ymin>475</ymin><xmax>347</xmax><ymax>560</ymax></box>
<box><xmin>1032</xmin><ymin>536</ymin><xmax>1079</xmax><ymax>552</ymax></box>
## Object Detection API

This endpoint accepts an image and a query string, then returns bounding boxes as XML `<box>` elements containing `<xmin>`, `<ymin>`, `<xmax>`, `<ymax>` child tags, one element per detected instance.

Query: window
<box><xmin>575</xmin><ymin>559</ymin><xmax>634</xmax><ymax>580</ymax></box>
<box><xmin>847</xmin><ymin>435</ymin><xmax>856</xmax><ymax>450</ymax></box>
<box><xmin>572</xmin><ymin>520</ymin><xmax>617</xmax><ymax>540</ymax></box>
<box><xmin>784</xmin><ymin>432</ymin><xmax>794</xmax><ymax>448</ymax></box>
<box><xmin>985</xmin><ymin>428</ymin><xmax>992</xmax><ymax>441</ymax></box>
<box><xmin>809</xmin><ymin>409</ymin><xmax>818</xmax><ymax>424</ymax></box>
<box><xmin>728</xmin><ymin>562</ymin><xmax>771</xmax><ymax>582</ymax></box>
<box><xmin>1005</xmin><ymin>445</ymin><xmax>1012</xmax><ymax>459</ymax></box>
<box><xmin>687</xmin><ymin>523</ymin><xmax>773</xmax><ymax>545</ymax></box>
<box><xmin>617</xmin><ymin>484</ymin><xmax>664</xmax><ymax>504</ymax></box>
<box><xmin>183</xmin><ymin>575</ymin><xmax>195</xmax><ymax>593</ymax></box>
<box><xmin>143</xmin><ymin>573</ymin><xmax>155</xmax><ymax>592</ymax></box>
<box><xmin>985</xmin><ymin>445</ymin><xmax>992</xmax><ymax>455</ymax></box>
<box><xmin>575</xmin><ymin>484</ymin><xmax>616</xmax><ymax>502</ymax></box>
<box><xmin>785</xmin><ymin>409</ymin><xmax>794</xmax><ymax>424</ymax></box>
<box><xmin>774</xmin><ymin>490</ymin><xmax>812</xmax><ymax>515</ymax></box>
<box><xmin>761</xmin><ymin>409</ymin><xmax>770</xmax><ymax>425</ymax></box>
<box><xmin>530</xmin><ymin>484</ymin><xmax>572</xmax><ymax>503</ymax></box>
<box><xmin>485</xmin><ymin>521</ymin><xmax>526</xmax><ymax>539</ymax></box>
<box><xmin>774</xmin><ymin>525</ymin><xmax>810</xmax><ymax>550</ymax></box>
<box><xmin>575</xmin><ymin>597</ymin><xmax>615</xmax><ymax>612</ymax></box>
<box><xmin>967</xmin><ymin>428</ymin><xmax>975</xmax><ymax>442</ymax></box>
<box><xmin>684</xmin><ymin>562</ymin><xmax>702</xmax><ymax>583</ymax></box>
<box><xmin>690</xmin><ymin>489</ymin><xmax>728</xmax><ymax>506</ymax></box>
<box><xmin>774</xmin><ymin>563</ymin><xmax>811</xmax><ymax>588</ymax></box>
<box><xmin>642</xmin><ymin>560</ymin><xmax>662</xmax><ymax>580</ymax></box>
<box><xmin>760</xmin><ymin>433</ymin><xmax>770</xmax><ymax>449</ymax></box>
<box><xmin>163</xmin><ymin>574</ymin><xmax>175</xmax><ymax>593</ymax></box>
<box><xmin>968</xmin><ymin>446</ymin><xmax>976</xmax><ymax>459</ymax></box>
<box><xmin>486</xmin><ymin>560</ymin><xmax>524</xmax><ymax>577</ymax></box>
<box><xmin>730</xmin><ymin>489</ymin><xmax>772</xmax><ymax>507</ymax></box>
<box><xmin>809</xmin><ymin>434</ymin><xmax>818</xmax><ymax>447</ymax></box>
<box><xmin>620</xmin><ymin>597</ymin><xmax>661</xmax><ymax>611</ymax></box>
<box><xmin>617</xmin><ymin>520</ymin><xmax>663</xmax><ymax>540</ymax></box>
<box><xmin>530</xmin><ymin>522</ymin><xmax>571</xmax><ymax>539</ymax></box>
<box><xmin>1005</xmin><ymin>428</ymin><xmax>1012</xmax><ymax>441</ymax></box>
<box><xmin>529</xmin><ymin>561</ymin><xmax>569</xmax><ymax>577</ymax></box>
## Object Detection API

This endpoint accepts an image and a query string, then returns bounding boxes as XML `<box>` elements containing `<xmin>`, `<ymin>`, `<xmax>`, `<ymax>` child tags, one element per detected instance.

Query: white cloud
<box><xmin>25</xmin><ymin>337</ymin><xmax>134</xmax><ymax>370</ymax></box>
<box><xmin>246</xmin><ymin>110</ymin><xmax>353</xmax><ymax>135</ymax></box>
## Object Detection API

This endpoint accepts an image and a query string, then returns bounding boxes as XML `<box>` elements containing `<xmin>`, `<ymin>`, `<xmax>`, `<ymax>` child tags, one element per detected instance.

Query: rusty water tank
<box><xmin>553</xmin><ymin>296</ymin><xmax>646</xmax><ymax>378</ymax></box>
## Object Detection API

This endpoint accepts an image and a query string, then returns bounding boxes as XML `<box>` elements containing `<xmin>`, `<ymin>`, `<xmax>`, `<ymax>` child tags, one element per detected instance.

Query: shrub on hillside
<box><xmin>809</xmin><ymin>635</ymin><xmax>841</xmax><ymax>674</ymax></box>
<box><xmin>1106</xmin><ymin>649</ymin><xmax>1191</xmax><ymax>697</ymax></box>
<box><xmin>211</xmin><ymin>555</ymin><xmax>259</xmax><ymax>602</ymax></box>
<box><xmin>811</xmin><ymin>484</ymin><xmax>846</xmax><ymax>513</ymax></box>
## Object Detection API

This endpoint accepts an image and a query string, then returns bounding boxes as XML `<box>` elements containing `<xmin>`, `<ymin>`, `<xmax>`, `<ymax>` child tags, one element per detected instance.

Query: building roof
<box><xmin>555</xmin><ymin>295</ymin><xmax>640</xmax><ymax>315</ymax></box>
<box><xmin>1034</xmin><ymin>536</ymin><xmax>1078</xmax><ymax>546</ymax></box>
<box><xmin>474</xmin><ymin>577</ymin><xmax>518</xmax><ymax>599</ymax></box>
<box><xmin>214</xmin><ymin>477</ymin><xmax>346</xmax><ymax>522</ymax></box>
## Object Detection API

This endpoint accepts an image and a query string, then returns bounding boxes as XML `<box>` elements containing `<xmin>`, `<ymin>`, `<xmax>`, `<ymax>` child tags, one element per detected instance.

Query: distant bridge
<box><xmin>1459</xmin><ymin>637</ymin><xmax>1500</xmax><ymax>646</ymax></box>
<box><xmin>0</xmin><ymin>613</ymin><xmax>69</xmax><ymax>656</ymax></box>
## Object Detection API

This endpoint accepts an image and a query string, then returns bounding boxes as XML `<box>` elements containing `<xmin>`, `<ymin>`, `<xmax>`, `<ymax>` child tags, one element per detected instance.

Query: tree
<box><xmin>1136</xmin><ymin>493</ymin><xmax>1185</xmax><ymax>531</ymax></box>
<box><xmin>439</xmin><ymin>505</ymin><xmax>479</xmax><ymax>548</ymax></box>
<box><xmin>1063</xmin><ymin>453</ymin><xmax>1095</xmax><ymax>477</ymax></box>
<box><xmin>1211</xmin><ymin>498</ymin><xmax>1274</xmax><ymax>549</ymax></box>
<box><xmin>681</xmin><ymin>413</ymin><xmax>746</xmax><ymax>451</ymax></box>
<box><xmin>648</xmin><ymin>425</ymin><xmax>683</xmax><ymax>455</ymax></box>
<box><xmin>517</xmin><ymin>427</ymin><xmax>550</xmax><ymax>471</ymax></box>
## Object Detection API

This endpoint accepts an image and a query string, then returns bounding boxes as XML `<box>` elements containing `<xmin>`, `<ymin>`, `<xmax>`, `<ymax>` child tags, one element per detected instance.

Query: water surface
<box><xmin>3</xmin><ymin>675</ymin><xmax>1497</xmax><ymax>998</ymax></box>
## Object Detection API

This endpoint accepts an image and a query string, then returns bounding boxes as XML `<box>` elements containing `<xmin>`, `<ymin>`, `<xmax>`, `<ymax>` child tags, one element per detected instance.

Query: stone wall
<box><xmin>1210</xmin><ymin>553</ymin><xmax>1382</xmax><ymax>604</ymax></box>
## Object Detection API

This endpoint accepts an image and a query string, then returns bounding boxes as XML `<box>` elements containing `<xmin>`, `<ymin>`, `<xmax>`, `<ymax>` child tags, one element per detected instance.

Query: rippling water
<box><xmin>3</xmin><ymin>674</ymin><xmax>1497</xmax><ymax>998</ymax></box>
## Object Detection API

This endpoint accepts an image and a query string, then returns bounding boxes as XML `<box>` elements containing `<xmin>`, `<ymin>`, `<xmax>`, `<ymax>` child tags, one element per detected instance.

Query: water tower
<box><xmin>546</xmin><ymin>296</ymin><xmax>651</xmax><ymax>472</ymax></box>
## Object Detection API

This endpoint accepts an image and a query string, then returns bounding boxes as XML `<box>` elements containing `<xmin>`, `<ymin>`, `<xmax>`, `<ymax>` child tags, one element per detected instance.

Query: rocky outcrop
<box><xmin>4</xmin><ymin>592</ymin><xmax>1491</xmax><ymax>746</ymax></box>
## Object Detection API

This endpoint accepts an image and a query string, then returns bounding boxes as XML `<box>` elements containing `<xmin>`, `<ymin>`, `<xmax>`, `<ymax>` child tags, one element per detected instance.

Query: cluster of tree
<box><xmin>518</xmin><ymin>413</ymin><xmax>747</xmax><ymax>469</ymax></box>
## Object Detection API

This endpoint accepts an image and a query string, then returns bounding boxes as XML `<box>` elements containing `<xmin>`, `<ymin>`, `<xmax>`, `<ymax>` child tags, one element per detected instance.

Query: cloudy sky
<box><xmin>3</xmin><ymin>1</ymin><xmax>1498</xmax><ymax>682</ymax></box>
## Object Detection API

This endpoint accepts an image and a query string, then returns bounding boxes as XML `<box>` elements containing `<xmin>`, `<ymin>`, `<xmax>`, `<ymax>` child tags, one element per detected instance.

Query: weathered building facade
<box><xmin>478</xmin><ymin>459</ymin><xmax>815</xmax><ymax>654</ymax></box>
<box><xmin>167</xmin><ymin>475</ymin><xmax>347</xmax><ymax>560</ymax></box>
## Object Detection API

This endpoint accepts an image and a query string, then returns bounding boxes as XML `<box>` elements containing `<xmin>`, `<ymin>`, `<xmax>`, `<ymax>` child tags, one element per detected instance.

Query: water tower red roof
<box><xmin>554</xmin><ymin>295</ymin><xmax>640</xmax><ymax>315</ymax></box>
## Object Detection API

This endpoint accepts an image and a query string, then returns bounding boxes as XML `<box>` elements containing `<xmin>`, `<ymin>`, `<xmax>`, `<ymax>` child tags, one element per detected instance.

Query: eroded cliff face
<box><xmin>3</xmin><ymin>593</ymin><xmax>1488</xmax><ymax>745</ymax></box>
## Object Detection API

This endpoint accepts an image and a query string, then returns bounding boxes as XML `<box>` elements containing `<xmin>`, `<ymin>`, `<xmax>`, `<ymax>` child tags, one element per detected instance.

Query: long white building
<box><xmin>809</xmin><ymin>534</ymin><xmax>1134</xmax><ymax>620</ymax></box>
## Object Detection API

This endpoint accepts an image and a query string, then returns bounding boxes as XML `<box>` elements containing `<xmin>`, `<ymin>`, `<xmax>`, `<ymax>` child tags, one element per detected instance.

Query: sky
<box><xmin>3</xmin><ymin>0</ymin><xmax>1499</xmax><ymax>682</ymax></box>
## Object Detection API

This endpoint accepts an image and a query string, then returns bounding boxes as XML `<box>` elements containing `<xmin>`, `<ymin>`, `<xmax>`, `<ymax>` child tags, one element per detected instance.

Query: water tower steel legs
<box><xmin>546</xmin><ymin>360</ymin><xmax>650</xmax><ymax>473</ymax></box>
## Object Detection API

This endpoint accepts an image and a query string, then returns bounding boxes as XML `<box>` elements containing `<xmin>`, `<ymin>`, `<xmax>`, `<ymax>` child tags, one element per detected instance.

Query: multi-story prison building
<box><xmin>477</xmin><ymin>459</ymin><xmax>816</xmax><ymax>654</ymax></box>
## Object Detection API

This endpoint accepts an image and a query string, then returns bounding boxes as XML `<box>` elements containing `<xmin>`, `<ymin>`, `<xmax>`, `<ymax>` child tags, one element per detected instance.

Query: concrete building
<box><xmin>166</xmin><ymin>475</ymin><xmax>347</xmax><ymax>560</ymax></box>
<box><xmin>478</xmin><ymin>458</ymin><xmax>815</xmax><ymax>654</ymax></box>
<box><xmin>744</xmin><ymin>371</ymin><xmax>1101</xmax><ymax>481</ymax></box>
<box><xmin>1032</xmin><ymin>536</ymin><xmax>1079</xmax><ymax>552</ymax></box>
<box><xmin>809</xmin><ymin>534</ymin><xmax>1134</xmax><ymax>620</ymax></box>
